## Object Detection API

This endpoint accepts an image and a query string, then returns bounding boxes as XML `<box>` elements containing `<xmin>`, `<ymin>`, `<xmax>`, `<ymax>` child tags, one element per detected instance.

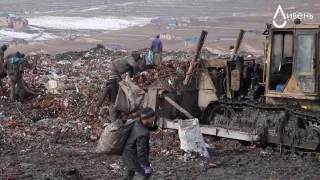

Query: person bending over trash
<box><xmin>96</xmin><ymin>51</ymin><xmax>143</xmax><ymax>122</ymax></box>
<box><xmin>3</xmin><ymin>51</ymin><xmax>31</xmax><ymax>103</ymax></box>
<box><xmin>122</xmin><ymin>107</ymin><xmax>155</xmax><ymax>180</ymax></box>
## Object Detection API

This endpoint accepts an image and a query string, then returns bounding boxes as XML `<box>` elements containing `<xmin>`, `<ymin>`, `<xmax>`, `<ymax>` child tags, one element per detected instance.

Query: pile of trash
<box><xmin>0</xmin><ymin>46</ymin><xmax>192</xmax><ymax>122</ymax></box>
<box><xmin>132</xmin><ymin>60</ymin><xmax>189</xmax><ymax>89</ymax></box>
<box><xmin>138</xmin><ymin>48</ymin><xmax>222</xmax><ymax>62</ymax></box>
<box><xmin>150</xmin><ymin>129</ymin><xmax>184</xmax><ymax>157</ymax></box>
<box><xmin>0</xmin><ymin>45</ymin><xmax>265</xmax><ymax>125</ymax></box>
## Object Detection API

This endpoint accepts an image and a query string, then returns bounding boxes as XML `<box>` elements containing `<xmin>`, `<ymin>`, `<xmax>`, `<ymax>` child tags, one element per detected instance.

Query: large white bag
<box><xmin>178</xmin><ymin>118</ymin><xmax>209</xmax><ymax>157</ymax></box>
<box><xmin>115</xmin><ymin>79</ymin><xmax>145</xmax><ymax>114</ymax></box>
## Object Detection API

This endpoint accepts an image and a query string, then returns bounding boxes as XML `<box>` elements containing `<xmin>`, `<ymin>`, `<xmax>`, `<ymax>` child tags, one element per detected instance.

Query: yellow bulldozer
<box><xmin>144</xmin><ymin>20</ymin><xmax>320</xmax><ymax>151</ymax></box>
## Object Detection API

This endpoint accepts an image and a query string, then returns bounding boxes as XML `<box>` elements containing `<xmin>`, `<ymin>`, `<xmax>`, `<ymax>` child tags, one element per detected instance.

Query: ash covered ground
<box><xmin>0</xmin><ymin>46</ymin><xmax>320</xmax><ymax>180</ymax></box>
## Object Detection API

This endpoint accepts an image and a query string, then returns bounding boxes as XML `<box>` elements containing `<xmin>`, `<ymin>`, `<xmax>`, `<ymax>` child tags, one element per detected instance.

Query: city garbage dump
<box><xmin>1</xmin><ymin>45</ymin><xmax>316</xmax><ymax>180</ymax></box>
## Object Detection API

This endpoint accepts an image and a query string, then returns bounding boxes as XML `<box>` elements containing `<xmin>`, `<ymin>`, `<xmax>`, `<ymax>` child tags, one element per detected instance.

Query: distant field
<box><xmin>1</xmin><ymin>0</ymin><xmax>320</xmax><ymax>55</ymax></box>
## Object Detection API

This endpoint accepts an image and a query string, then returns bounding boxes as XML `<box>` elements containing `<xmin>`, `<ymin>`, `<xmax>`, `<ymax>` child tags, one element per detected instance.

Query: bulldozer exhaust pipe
<box><xmin>183</xmin><ymin>30</ymin><xmax>208</xmax><ymax>86</ymax></box>
<box><xmin>230</xmin><ymin>29</ymin><xmax>246</xmax><ymax>61</ymax></box>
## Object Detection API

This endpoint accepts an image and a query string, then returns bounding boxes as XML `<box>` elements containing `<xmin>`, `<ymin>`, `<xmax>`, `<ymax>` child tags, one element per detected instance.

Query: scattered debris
<box><xmin>0</xmin><ymin>46</ymin><xmax>317</xmax><ymax>179</ymax></box>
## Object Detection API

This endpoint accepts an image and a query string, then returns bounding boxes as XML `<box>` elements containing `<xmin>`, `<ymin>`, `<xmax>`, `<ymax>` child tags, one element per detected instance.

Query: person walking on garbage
<box><xmin>122</xmin><ymin>107</ymin><xmax>155</xmax><ymax>180</ymax></box>
<box><xmin>0</xmin><ymin>45</ymin><xmax>8</xmax><ymax>88</ymax></box>
<box><xmin>96</xmin><ymin>51</ymin><xmax>143</xmax><ymax>122</ymax></box>
<box><xmin>150</xmin><ymin>35</ymin><xmax>163</xmax><ymax>66</ymax></box>
<box><xmin>2</xmin><ymin>51</ymin><xmax>31</xmax><ymax>103</ymax></box>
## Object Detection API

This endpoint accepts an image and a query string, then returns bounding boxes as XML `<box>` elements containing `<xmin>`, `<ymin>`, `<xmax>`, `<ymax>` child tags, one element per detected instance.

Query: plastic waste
<box><xmin>50</xmin><ymin>70</ymin><xmax>60</xmax><ymax>80</ymax></box>
<box><xmin>48</xmin><ymin>79</ymin><xmax>58</xmax><ymax>89</ymax></box>
<box><xmin>146</xmin><ymin>51</ymin><xmax>153</xmax><ymax>65</ymax></box>
<box><xmin>125</xmin><ymin>119</ymin><xmax>134</xmax><ymax>124</ymax></box>
<box><xmin>178</xmin><ymin>118</ymin><xmax>209</xmax><ymax>157</ymax></box>
<box><xmin>176</xmin><ymin>67</ymin><xmax>184</xmax><ymax>74</ymax></box>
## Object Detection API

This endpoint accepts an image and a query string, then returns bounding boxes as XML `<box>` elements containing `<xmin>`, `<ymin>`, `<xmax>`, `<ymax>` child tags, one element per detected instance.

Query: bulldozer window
<box><xmin>269</xmin><ymin>31</ymin><xmax>293</xmax><ymax>91</ymax></box>
<box><xmin>295</xmin><ymin>34</ymin><xmax>315</xmax><ymax>75</ymax></box>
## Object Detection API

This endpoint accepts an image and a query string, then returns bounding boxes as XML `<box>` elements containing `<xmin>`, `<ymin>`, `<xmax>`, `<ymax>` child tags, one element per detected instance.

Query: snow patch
<box><xmin>28</xmin><ymin>16</ymin><xmax>152</xmax><ymax>30</ymax></box>
<box><xmin>117</xmin><ymin>2</ymin><xmax>135</xmax><ymax>6</ymax></box>
<box><xmin>81</xmin><ymin>7</ymin><xmax>103</xmax><ymax>12</ymax></box>
<box><xmin>0</xmin><ymin>29</ymin><xmax>61</xmax><ymax>41</ymax></box>
<box><xmin>33</xmin><ymin>33</ymin><xmax>61</xmax><ymax>41</ymax></box>
<box><xmin>0</xmin><ymin>29</ymin><xmax>36</xmax><ymax>39</ymax></box>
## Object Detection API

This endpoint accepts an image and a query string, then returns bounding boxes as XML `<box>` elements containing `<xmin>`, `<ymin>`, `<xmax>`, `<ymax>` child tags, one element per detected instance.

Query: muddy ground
<box><xmin>0</xmin><ymin>47</ymin><xmax>319</xmax><ymax>180</ymax></box>
<box><xmin>1</xmin><ymin>105</ymin><xmax>320</xmax><ymax>180</ymax></box>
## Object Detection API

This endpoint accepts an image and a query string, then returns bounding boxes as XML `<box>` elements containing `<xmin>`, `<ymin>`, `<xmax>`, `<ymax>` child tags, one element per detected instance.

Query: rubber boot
<box><xmin>9</xmin><ymin>79</ymin><xmax>16</xmax><ymax>102</ymax></box>
<box><xmin>109</xmin><ymin>103</ymin><xmax>120</xmax><ymax>122</ymax></box>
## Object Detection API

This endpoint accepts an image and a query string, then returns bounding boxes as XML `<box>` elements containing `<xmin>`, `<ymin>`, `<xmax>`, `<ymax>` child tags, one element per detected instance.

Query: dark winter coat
<box><xmin>109</xmin><ymin>56</ymin><xmax>143</xmax><ymax>81</ymax></box>
<box><xmin>3</xmin><ymin>57</ymin><xmax>23</xmax><ymax>81</ymax></box>
<box><xmin>150</xmin><ymin>38</ymin><xmax>163</xmax><ymax>53</ymax></box>
<box><xmin>0</xmin><ymin>45</ymin><xmax>7</xmax><ymax>68</ymax></box>
<box><xmin>2</xmin><ymin>57</ymin><xmax>32</xmax><ymax>82</ymax></box>
<box><xmin>122</xmin><ymin>119</ymin><xmax>150</xmax><ymax>173</ymax></box>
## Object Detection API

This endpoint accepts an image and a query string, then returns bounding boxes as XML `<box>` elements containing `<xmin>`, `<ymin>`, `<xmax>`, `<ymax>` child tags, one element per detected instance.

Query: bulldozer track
<box><xmin>203</xmin><ymin>99</ymin><xmax>320</xmax><ymax>151</ymax></box>
<box><xmin>217</xmin><ymin>99</ymin><xmax>320</xmax><ymax>124</ymax></box>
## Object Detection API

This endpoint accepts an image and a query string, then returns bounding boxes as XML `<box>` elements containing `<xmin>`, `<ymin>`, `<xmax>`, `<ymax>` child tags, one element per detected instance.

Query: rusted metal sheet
<box><xmin>266</xmin><ymin>96</ymin><xmax>320</xmax><ymax>111</ymax></box>
<box><xmin>204</xmin><ymin>60</ymin><xmax>228</xmax><ymax>67</ymax></box>
<box><xmin>159</xmin><ymin>118</ymin><xmax>260</xmax><ymax>142</ymax></box>
<box><xmin>198</xmin><ymin>72</ymin><xmax>218</xmax><ymax>108</ymax></box>
<box><xmin>180</xmin><ymin>77</ymin><xmax>199</xmax><ymax>117</ymax></box>
<box><xmin>266</xmin><ymin>92</ymin><xmax>319</xmax><ymax>100</ymax></box>
<box><xmin>143</xmin><ymin>87</ymin><xmax>158</xmax><ymax>110</ymax></box>
<box><xmin>231</xmin><ymin>70</ymin><xmax>240</xmax><ymax>91</ymax></box>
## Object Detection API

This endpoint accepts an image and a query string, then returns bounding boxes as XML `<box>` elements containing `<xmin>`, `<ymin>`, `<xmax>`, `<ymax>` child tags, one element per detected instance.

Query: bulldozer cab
<box><xmin>266</xmin><ymin>25</ymin><xmax>320</xmax><ymax>99</ymax></box>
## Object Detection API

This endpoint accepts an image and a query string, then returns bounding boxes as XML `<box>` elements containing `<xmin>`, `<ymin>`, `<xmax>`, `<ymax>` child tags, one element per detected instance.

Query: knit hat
<box><xmin>141</xmin><ymin>107</ymin><xmax>155</xmax><ymax>120</ymax></box>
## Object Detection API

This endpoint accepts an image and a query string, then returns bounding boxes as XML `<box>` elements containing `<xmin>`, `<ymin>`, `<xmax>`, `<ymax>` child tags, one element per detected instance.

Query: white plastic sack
<box><xmin>178</xmin><ymin>118</ymin><xmax>209</xmax><ymax>157</ymax></box>
<box><xmin>115</xmin><ymin>79</ymin><xmax>145</xmax><ymax>114</ymax></box>
<box><xmin>95</xmin><ymin>119</ymin><xmax>135</xmax><ymax>155</ymax></box>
